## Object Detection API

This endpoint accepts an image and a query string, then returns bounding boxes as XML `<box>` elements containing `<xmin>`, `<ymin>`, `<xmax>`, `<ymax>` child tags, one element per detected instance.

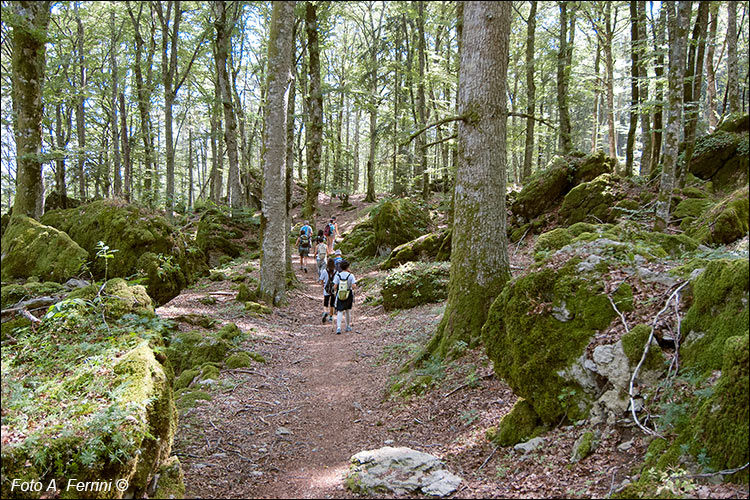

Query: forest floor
<box><xmin>157</xmin><ymin>195</ymin><xmax>748</xmax><ymax>499</ymax></box>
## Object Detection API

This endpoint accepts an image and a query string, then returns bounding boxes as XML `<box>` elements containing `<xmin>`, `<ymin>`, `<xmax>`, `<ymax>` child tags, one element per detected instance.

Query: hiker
<box><xmin>301</xmin><ymin>220</ymin><xmax>313</xmax><ymax>239</ymax></box>
<box><xmin>324</xmin><ymin>217</ymin><xmax>338</xmax><ymax>253</ymax></box>
<box><xmin>295</xmin><ymin>228</ymin><xmax>311</xmax><ymax>273</ymax></box>
<box><xmin>315</xmin><ymin>236</ymin><xmax>328</xmax><ymax>275</ymax></box>
<box><xmin>319</xmin><ymin>257</ymin><xmax>337</xmax><ymax>324</ymax></box>
<box><xmin>333</xmin><ymin>259</ymin><xmax>356</xmax><ymax>334</ymax></box>
<box><xmin>333</xmin><ymin>249</ymin><xmax>343</xmax><ymax>273</ymax></box>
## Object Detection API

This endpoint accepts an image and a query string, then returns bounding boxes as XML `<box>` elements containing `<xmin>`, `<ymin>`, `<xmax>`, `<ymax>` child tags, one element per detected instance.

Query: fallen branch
<box><xmin>209</xmin><ymin>291</ymin><xmax>235</xmax><ymax>296</ymax></box>
<box><xmin>19</xmin><ymin>309</ymin><xmax>42</xmax><ymax>324</ymax></box>
<box><xmin>512</xmin><ymin>227</ymin><xmax>531</xmax><ymax>256</ymax></box>
<box><xmin>476</xmin><ymin>445</ymin><xmax>499</xmax><ymax>472</ymax></box>
<box><xmin>264</xmin><ymin>406</ymin><xmax>301</xmax><ymax>418</ymax></box>
<box><xmin>2</xmin><ymin>296</ymin><xmax>58</xmax><ymax>318</ymax></box>
<box><xmin>678</xmin><ymin>462</ymin><xmax>749</xmax><ymax>479</ymax></box>
<box><xmin>626</xmin><ymin>282</ymin><xmax>689</xmax><ymax>439</ymax></box>
<box><xmin>443</xmin><ymin>373</ymin><xmax>494</xmax><ymax>398</ymax></box>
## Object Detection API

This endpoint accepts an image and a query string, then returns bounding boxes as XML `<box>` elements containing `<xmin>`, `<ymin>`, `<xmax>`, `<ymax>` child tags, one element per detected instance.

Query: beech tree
<box><xmin>10</xmin><ymin>1</ymin><xmax>52</xmax><ymax>219</ymax></box>
<box><xmin>424</xmin><ymin>1</ymin><xmax>511</xmax><ymax>359</ymax></box>
<box><xmin>259</xmin><ymin>0</ymin><xmax>295</xmax><ymax>306</ymax></box>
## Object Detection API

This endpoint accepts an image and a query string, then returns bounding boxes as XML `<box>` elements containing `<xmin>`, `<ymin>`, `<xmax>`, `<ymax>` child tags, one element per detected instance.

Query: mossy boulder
<box><xmin>225</xmin><ymin>351</ymin><xmax>254</xmax><ymax>369</ymax></box>
<box><xmin>535</xmin><ymin>228</ymin><xmax>574</xmax><ymax>254</ymax></box>
<box><xmin>694</xmin><ymin>333</ymin><xmax>749</xmax><ymax>481</ymax></box>
<box><xmin>44</xmin><ymin>191</ymin><xmax>81</xmax><ymax>211</ymax></box>
<box><xmin>685</xmin><ymin>186</ymin><xmax>749</xmax><ymax>245</ymax></box>
<box><xmin>381</xmin><ymin>262</ymin><xmax>450</xmax><ymax>312</ymax></box>
<box><xmin>1</xmin><ymin>215</ymin><xmax>88</xmax><ymax>283</ymax></box>
<box><xmin>621</xmin><ymin>324</ymin><xmax>667</xmax><ymax>373</ymax></box>
<box><xmin>673</xmin><ymin>197</ymin><xmax>715</xmax><ymax>229</ymax></box>
<box><xmin>1</xmin><ymin>212</ymin><xmax>10</xmax><ymax>237</ymax></box>
<box><xmin>511</xmin><ymin>151</ymin><xmax>615</xmax><ymax>222</ymax></box>
<box><xmin>482</xmin><ymin>260</ymin><xmax>618</xmax><ymax>424</ymax></box>
<box><xmin>1</xmin><ymin>282</ymin><xmax>66</xmax><ymax>308</ymax></box>
<box><xmin>196</xmin><ymin>208</ymin><xmax>258</xmax><ymax>267</ymax></box>
<box><xmin>559</xmin><ymin>173</ymin><xmax>627</xmax><ymax>225</ymax></box>
<box><xmin>40</xmin><ymin>200</ymin><xmax>208</xmax><ymax>305</ymax></box>
<box><xmin>151</xmin><ymin>456</ymin><xmax>186</xmax><ymax>499</ymax></box>
<box><xmin>244</xmin><ymin>300</ymin><xmax>271</xmax><ymax>316</ymax></box>
<box><xmin>487</xmin><ymin>399</ymin><xmax>543</xmax><ymax>447</ymax></box>
<box><xmin>340</xmin><ymin>199</ymin><xmax>431</xmax><ymax>258</ymax></box>
<box><xmin>381</xmin><ymin>229</ymin><xmax>451</xmax><ymax>270</ymax></box>
<box><xmin>685</xmin><ymin>115</ymin><xmax>749</xmax><ymax>191</ymax></box>
<box><xmin>681</xmin><ymin>259</ymin><xmax>749</xmax><ymax>373</ymax></box>
<box><xmin>101</xmin><ymin>278</ymin><xmax>155</xmax><ymax>319</ymax></box>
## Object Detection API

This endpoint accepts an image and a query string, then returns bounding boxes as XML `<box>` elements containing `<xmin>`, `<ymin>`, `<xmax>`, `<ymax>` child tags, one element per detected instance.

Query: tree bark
<box><xmin>210</xmin><ymin>81</ymin><xmax>223</xmax><ymax>204</ymax></box>
<box><xmin>591</xmin><ymin>40</ymin><xmax>600</xmax><ymax>153</ymax></box>
<box><xmin>604</xmin><ymin>2</ymin><xmax>617</xmax><ymax>163</ymax></box>
<box><xmin>75</xmin><ymin>2</ymin><xmax>86</xmax><ymax>201</ymax></box>
<box><xmin>655</xmin><ymin>0</ymin><xmax>690</xmax><ymax>232</ymax></box>
<box><xmin>636</xmin><ymin>1</ymin><xmax>652</xmax><ymax>176</ymax></box>
<box><xmin>425</xmin><ymin>1</ymin><xmax>511</xmax><ymax>359</ymax></box>
<box><xmin>705</xmin><ymin>2</ymin><xmax>719</xmax><ymax>130</ymax></box>
<box><xmin>213</xmin><ymin>1</ymin><xmax>242</xmax><ymax>210</ymax></box>
<box><xmin>260</xmin><ymin>1</ymin><xmax>295</xmax><ymax>306</ymax></box>
<box><xmin>353</xmin><ymin>107</ymin><xmax>360</xmax><ymax>193</ymax></box>
<box><xmin>651</xmin><ymin>3</ymin><xmax>666</xmax><ymax>170</ymax></box>
<box><xmin>522</xmin><ymin>0</ymin><xmax>537</xmax><ymax>183</ymax></box>
<box><xmin>557</xmin><ymin>1</ymin><xmax>573</xmax><ymax>154</ymax></box>
<box><xmin>10</xmin><ymin>1</ymin><xmax>51</xmax><ymax>219</ymax></box>
<box><xmin>120</xmin><ymin>92</ymin><xmax>131</xmax><ymax>202</ymax></box>
<box><xmin>110</xmin><ymin>10</ymin><xmax>122</xmax><ymax>198</ymax></box>
<box><xmin>417</xmin><ymin>0</ymin><xmax>429</xmax><ymax>199</ymax></box>
<box><xmin>625</xmin><ymin>0</ymin><xmax>639</xmax><ymax>178</ymax></box>
<box><xmin>726</xmin><ymin>1</ymin><xmax>739</xmax><ymax>114</ymax></box>
<box><xmin>304</xmin><ymin>1</ymin><xmax>323</xmax><ymax>217</ymax></box>
<box><xmin>678</xmin><ymin>1</ymin><xmax>709</xmax><ymax>189</ymax></box>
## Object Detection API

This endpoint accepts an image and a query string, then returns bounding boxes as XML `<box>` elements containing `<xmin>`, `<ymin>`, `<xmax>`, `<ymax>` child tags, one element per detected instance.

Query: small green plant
<box><xmin>646</xmin><ymin>466</ymin><xmax>697</xmax><ymax>497</ymax></box>
<box><xmin>557</xmin><ymin>387</ymin><xmax>577</xmax><ymax>420</ymax></box>
<box><xmin>460</xmin><ymin>409</ymin><xmax>478</xmax><ymax>426</ymax></box>
<box><xmin>494</xmin><ymin>464</ymin><xmax>509</xmax><ymax>479</ymax></box>
<box><xmin>95</xmin><ymin>241</ymin><xmax>118</xmax><ymax>283</ymax></box>
<box><xmin>155</xmin><ymin>253</ymin><xmax>181</xmax><ymax>279</ymax></box>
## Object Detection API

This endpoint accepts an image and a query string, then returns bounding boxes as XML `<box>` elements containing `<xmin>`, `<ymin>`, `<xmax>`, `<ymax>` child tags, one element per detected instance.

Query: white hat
<box><xmin>334</xmin><ymin>249</ymin><xmax>342</xmax><ymax>255</ymax></box>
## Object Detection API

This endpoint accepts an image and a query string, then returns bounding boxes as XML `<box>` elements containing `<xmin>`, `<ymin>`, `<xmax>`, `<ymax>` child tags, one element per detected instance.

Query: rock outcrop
<box><xmin>381</xmin><ymin>262</ymin><xmax>450</xmax><ymax>311</ymax></box>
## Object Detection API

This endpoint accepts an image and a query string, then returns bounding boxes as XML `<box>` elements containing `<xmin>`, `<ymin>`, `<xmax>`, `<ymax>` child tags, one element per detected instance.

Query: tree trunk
<box><xmin>557</xmin><ymin>1</ymin><xmax>573</xmax><ymax>154</ymax></box>
<box><xmin>354</xmin><ymin>106</ymin><xmax>360</xmax><ymax>193</ymax></box>
<box><xmin>111</xmin><ymin>10</ymin><xmax>121</xmax><ymax>198</ymax></box>
<box><xmin>188</xmin><ymin>127</ymin><xmax>194</xmax><ymax>210</ymax></box>
<box><xmin>417</xmin><ymin>0</ymin><xmax>429</xmax><ymax>200</ymax></box>
<box><xmin>655</xmin><ymin>0</ymin><xmax>690</xmax><ymax>232</ymax></box>
<box><xmin>425</xmin><ymin>1</ymin><xmax>511</xmax><ymax>360</ymax></box>
<box><xmin>120</xmin><ymin>93</ymin><xmax>131</xmax><ymax>202</ymax></box>
<box><xmin>636</xmin><ymin>1</ymin><xmax>652</xmax><ymax>176</ymax></box>
<box><xmin>604</xmin><ymin>2</ymin><xmax>617</xmax><ymax>163</ymax></box>
<box><xmin>726</xmin><ymin>1</ymin><xmax>739</xmax><ymax>114</ymax></box>
<box><xmin>678</xmin><ymin>1</ymin><xmax>709</xmax><ymax>189</ymax></box>
<box><xmin>285</xmin><ymin>19</ymin><xmax>298</xmax><ymax>284</ymax></box>
<box><xmin>75</xmin><ymin>3</ymin><xmax>86</xmax><ymax>201</ymax></box>
<box><xmin>260</xmin><ymin>1</ymin><xmax>295</xmax><ymax>306</ymax></box>
<box><xmin>591</xmin><ymin>41</ymin><xmax>600</xmax><ymax>153</ymax></box>
<box><xmin>625</xmin><ymin>0</ymin><xmax>639</xmax><ymax>178</ymax></box>
<box><xmin>213</xmin><ymin>1</ymin><xmax>242</xmax><ymax>210</ymax></box>
<box><xmin>705</xmin><ymin>2</ymin><xmax>719</xmax><ymax>130</ymax></box>
<box><xmin>304</xmin><ymin>1</ymin><xmax>323</xmax><ymax>217</ymax></box>
<box><xmin>365</xmin><ymin>91</ymin><xmax>377</xmax><ymax>203</ymax></box>
<box><xmin>522</xmin><ymin>0</ymin><xmax>537</xmax><ymax>182</ymax></box>
<box><xmin>10</xmin><ymin>0</ymin><xmax>51</xmax><ymax>219</ymax></box>
<box><xmin>651</xmin><ymin>4</ymin><xmax>666</xmax><ymax>170</ymax></box>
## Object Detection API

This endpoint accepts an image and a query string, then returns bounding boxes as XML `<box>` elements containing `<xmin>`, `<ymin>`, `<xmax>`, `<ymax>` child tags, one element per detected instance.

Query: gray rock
<box><xmin>346</xmin><ymin>446</ymin><xmax>461</xmax><ymax>497</ymax></box>
<box><xmin>514</xmin><ymin>437</ymin><xmax>545</xmax><ymax>454</ymax></box>
<box><xmin>618</xmin><ymin>439</ymin><xmax>634</xmax><ymax>451</ymax></box>
<box><xmin>64</xmin><ymin>278</ymin><xmax>90</xmax><ymax>289</ymax></box>
<box><xmin>558</xmin><ymin>354</ymin><xmax>599</xmax><ymax>393</ymax></box>
<box><xmin>592</xmin><ymin>341</ymin><xmax>631</xmax><ymax>390</ymax></box>
<box><xmin>552</xmin><ymin>301</ymin><xmax>573</xmax><ymax>322</ymax></box>
<box><xmin>275</xmin><ymin>426</ymin><xmax>292</xmax><ymax>436</ymax></box>
<box><xmin>636</xmin><ymin>266</ymin><xmax>679</xmax><ymax>287</ymax></box>
<box><xmin>576</xmin><ymin>254</ymin><xmax>603</xmax><ymax>273</ymax></box>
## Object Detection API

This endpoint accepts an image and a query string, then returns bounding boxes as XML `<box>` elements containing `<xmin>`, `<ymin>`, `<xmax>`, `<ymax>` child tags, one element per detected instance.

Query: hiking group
<box><xmin>294</xmin><ymin>216</ymin><xmax>356</xmax><ymax>335</ymax></box>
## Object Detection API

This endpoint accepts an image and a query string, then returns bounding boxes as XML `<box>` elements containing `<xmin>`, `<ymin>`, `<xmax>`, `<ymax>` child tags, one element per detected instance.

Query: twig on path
<box><xmin>443</xmin><ymin>373</ymin><xmax>494</xmax><ymax>398</ymax></box>
<box><xmin>209</xmin><ymin>418</ymin><xmax>223</xmax><ymax>434</ymax></box>
<box><xmin>606</xmin><ymin>467</ymin><xmax>618</xmax><ymax>498</ymax></box>
<box><xmin>228</xmin><ymin>368</ymin><xmax>268</xmax><ymax>377</ymax></box>
<box><xmin>477</xmin><ymin>445</ymin><xmax>499</xmax><ymax>472</ymax></box>
<box><xmin>264</xmin><ymin>406</ymin><xmax>301</xmax><ymax>418</ymax></box>
<box><xmin>209</xmin><ymin>291</ymin><xmax>235</xmax><ymax>296</ymax></box>
<box><xmin>258</xmin><ymin>415</ymin><xmax>270</xmax><ymax>426</ymax></box>
<box><xmin>218</xmin><ymin>447</ymin><xmax>254</xmax><ymax>463</ymax></box>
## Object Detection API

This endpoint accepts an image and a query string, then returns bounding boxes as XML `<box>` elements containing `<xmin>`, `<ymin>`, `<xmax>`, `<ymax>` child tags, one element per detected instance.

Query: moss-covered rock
<box><xmin>381</xmin><ymin>229</ymin><xmax>451</xmax><ymax>270</ymax></box>
<box><xmin>244</xmin><ymin>301</ymin><xmax>271</xmax><ymax>316</ymax></box>
<box><xmin>511</xmin><ymin>151</ymin><xmax>615</xmax><ymax>222</ymax></box>
<box><xmin>673</xmin><ymin>197</ymin><xmax>715</xmax><ymax>229</ymax></box>
<box><xmin>175</xmin><ymin>388</ymin><xmax>212</xmax><ymax>410</ymax></box>
<box><xmin>196</xmin><ymin>208</ymin><xmax>257</xmax><ymax>267</ymax></box>
<box><xmin>44</xmin><ymin>191</ymin><xmax>81</xmax><ymax>211</ymax></box>
<box><xmin>151</xmin><ymin>456</ymin><xmax>186</xmax><ymax>499</ymax></box>
<box><xmin>172</xmin><ymin>313</ymin><xmax>219</xmax><ymax>329</ymax></box>
<box><xmin>482</xmin><ymin>260</ymin><xmax>617</xmax><ymax>424</ymax></box>
<box><xmin>40</xmin><ymin>200</ymin><xmax>208</xmax><ymax>305</ymax></box>
<box><xmin>381</xmin><ymin>262</ymin><xmax>450</xmax><ymax>312</ymax></box>
<box><xmin>1</xmin><ymin>215</ymin><xmax>88</xmax><ymax>283</ymax></box>
<box><xmin>681</xmin><ymin>259</ymin><xmax>749</xmax><ymax>373</ymax></box>
<box><xmin>535</xmin><ymin>228</ymin><xmax>574</xmax><ymax>254</ymax></box>
<box><xmin>340</xmin><ymin>199</ymin><xmax>431</xmax><ymax>259</ymax></box>
<box><xmin>215</xmin><ymin>322</ymin><xmax>243</xmax><ymax>341</ymax></box>
<box><xmin>559</xmin><ymin>174</ymin><xmax>627</xmax><ymax>225</ymax></box>
<box><xmin>685</xmin><ymin>186</ymin><xmax>749</xmax><ymax>245</ymax></box>
<box><xmin>685</xmin><ymin>115</ymin><xmax>749</xmax><ymax>191</ymax></box>
<box><xmin>487</xmin><ymin>399</ymin><xmax>543</xmax><ymax>447</ymax></box>
<box><xmin>225</xmin><ymin>352</ymin><xmax>253</xmax><ymax>369</ymax></box>
<box><xmin>571</xmin><ymin>431</ymin><xmax>597</xmax><ymax>462</ymax></box>
<box><xmin>101</xmin><ymin>278</ymin><xmax>155</xmax><ymax>319</ymax></box>
<box><xmin>621</xmin><ymin>324</ymin><xmax>667</xmax><ymax>373</ymax></box>
<box><xmin>694</xmin><ymin>333</ymin><xmax>749</xmax><ymax>481</ymax></box>
<box><xmin>1</xmin><ymin>283</ymin><xmax>31</xmax><ymax>308</ymax></box>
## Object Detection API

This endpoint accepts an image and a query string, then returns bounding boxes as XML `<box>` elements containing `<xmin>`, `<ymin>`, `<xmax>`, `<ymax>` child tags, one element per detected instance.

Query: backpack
<box><xmin>337</xmin><ymin>272</ymin><xmax>351</xmax><ymax>301</ymax></box>
<box><xmin>334</xmin><ymin>256</ymin><xmax>343</xmax><ymax>273</ymax></box>
<box><xmin>300</xmin><ymin>232</ymin><xmax>310</xmax><ymax>248</ymax></box>
<box><xmin>317</xmin><ymin>243</ymin><xmax>327</xmax><ymax>260</ymax></box>
<box><xmin>324</xmin><ymin>224</ymin><xmax>331</xmax><ymax>236</ymax></box>
<box><xmin>325</xmin><ymin>270</ymin><xmax>337</xmax><ymax>296</ymax></box>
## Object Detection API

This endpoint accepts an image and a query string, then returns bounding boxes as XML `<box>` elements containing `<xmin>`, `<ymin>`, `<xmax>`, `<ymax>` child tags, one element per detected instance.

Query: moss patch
<box><xmin>381</xmin><ymin>229</ymin><xmax>450</xmax><ymax>270</ymax></box>
<box><xmin>196</xmin><ymin>207</ymin><xmax>258</xmax><ymax>267</ymax></box>
<box><xmin>225</xmin><ymin>352</ymin><xmax>253</xmax><ymax>369</ymax></box>
<box><xmin>559</xmin><ymin>173</ymin><xmax>627</xmax><ymax>225</ymax></box>
<box><xmin>487</xmin><ymin>399</ymin><xmax>543</xmax><ymax>447</ymax></box>
<box><xmin>621</xmin><ymin>324</ymin><xmax>666</xmax><ymax>372</ymax></box>
<box><xmin>381</xmin><ymin>262</ymin><xmax>450</xmax><ymax>312</ymax></box>
<box><xmin>1</xmin><ymin>215</ymin><xmax>88</xmax><ymax>282</ymax></box>
<box><xmin>152</xmin><ymin>456</ymin><xmax>186</xmax><ymax>499</ymax></box>
<box><xmin>685</xmin><ymin>186</ymin><xmax>749</xmax><ymax>246</ymax></box>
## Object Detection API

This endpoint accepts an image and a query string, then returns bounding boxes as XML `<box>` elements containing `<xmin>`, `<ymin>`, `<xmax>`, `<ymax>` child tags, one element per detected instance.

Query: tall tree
<box><xmin>650</xmin><ymin>3</ymin><xmax>666</xmax><ymax>170</ymax></box>
<box><xmin>557</xmin><ymin>1</ymin><xmax>574</xmax><ymax>154</ymax></box>
<box><xmin>705</xmin><ymin>1</ymin><xmax>720</xmax><ymax>130</ymax></box>
<box><xmin>10</xmin><ymin>1</ymin><xmax>52</xmax><ymax>219</ymax></box>
<box><xmin>522</xmin><ymin>0</ymin><xmax>537</xmax><ymax>182</ymax></box>
<box><xmin>654</xmin><ymin>0</ymin><xmax>691</xmax><ymax>232</ymax></box>
<box><xmin>416</xmin><ymin>0</ymin><xmax>429</xmax><ymax>199</ymax></box>
<box><xmin>726</xmin><ymin>0</ymin><xmax>739</xmax><ymax>114</ymax></box>
<box><xmin>213</xmin><ymin>0</ymin><xmax>242</xmax><ymax>209</ymax></box>
<box><xmin>678</xmin><ymin>1</ymin><xmax>709</xmax><ymax>189</ymax></box>
<box><xmin>625</xmin><ymin>0</ymin><xmax>639</xmax><ymax>178</ymax></box>
<box><xmin>110</xmin><ymin>10</ymin><xmax>122</xmax><ymax>198</ymax></box>
<box><xmin>604</xmin><ymin>2</ymin><xmax>617</xmax><ymax>163</ymax></box>
<box><xmin>260</xmin><ymin>0</ymin><xmax>295</xmax><ymax>306</ymax></box>
<box><xmin>636</xmin><ymin>0</ymin><xmax>652</xmax><ymax>176</ymax></box>
<box><xmin>74</xmin><ymin>2</ymin><xmax>86</xmax><ymax>200</ymax></box>
<box><xmin>303</xmin><ymin>1</ymin><xmax>323</xmax><ymax>218</ymax></box>
<box><xmin>424</xmin><ymin>1</ymin><xmax>511</xmax><ymax>359</ymax></box>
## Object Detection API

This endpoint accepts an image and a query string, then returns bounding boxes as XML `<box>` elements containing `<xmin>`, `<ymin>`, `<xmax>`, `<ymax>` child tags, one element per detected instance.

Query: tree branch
<box><xmin>402</xmin><ymin>115</ymin><xmax>465</xmax><ymax>145</ymax></box>
<box><xmin>507</xmin><ymin>112</ymin><xmax>557</xmax><ymax>130</ymax></box>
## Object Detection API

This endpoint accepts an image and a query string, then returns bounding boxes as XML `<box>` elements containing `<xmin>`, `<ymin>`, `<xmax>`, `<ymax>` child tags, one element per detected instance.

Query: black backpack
<box><xmin>325</xmin><ymin>271</ymin><xmax>337</xmax><ymax>296</ymax></box>
<box><xmin>300</xmin><ymin>232</ymin><xmax>310</xmax><ymax>248</ymax></box>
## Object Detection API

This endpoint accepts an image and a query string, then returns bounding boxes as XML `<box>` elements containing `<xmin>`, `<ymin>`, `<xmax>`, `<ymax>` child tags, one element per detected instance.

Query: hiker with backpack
<box><xmin>315</xmin><ymin>236</ymin><xmax>328</xmax><ymax>275</ymax></box>
<box><xmin>319</xmin><ymin>257</ymin><xmax>337</xmax><ymax>324</ymax></box>
<box><xmin>333</xmin><ymin>259</ymin><xmax>356</xmax><ymax>334</ymax></box>
<box><xmin>333</xmin><ymin>249</ymin><xmax>344</xmax><ymax>273</ymax></box>
<box><xmin>295</xmin><ymin>228</ymin><xmax>312</xmax><ymax>273</ymax></box>
<box><xmin>324</xmin><ymin>217</ymin><xmax>338</xmax><ymax>253</ymax></box>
